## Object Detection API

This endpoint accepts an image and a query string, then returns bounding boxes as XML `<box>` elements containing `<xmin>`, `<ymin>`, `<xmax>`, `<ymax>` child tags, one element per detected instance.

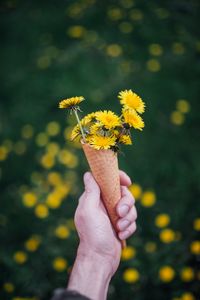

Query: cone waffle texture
<box><xmin>82</xmin><ymin>142</ymin><xmax>121</xmax><ymax>233</ymax></box>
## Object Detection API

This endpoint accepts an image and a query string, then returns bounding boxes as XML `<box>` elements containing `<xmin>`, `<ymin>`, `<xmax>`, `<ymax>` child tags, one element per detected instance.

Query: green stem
<box><xmin>74</xmin><ymin>109</ymin><xmax>86</xmax><ymax>142</ymax></box>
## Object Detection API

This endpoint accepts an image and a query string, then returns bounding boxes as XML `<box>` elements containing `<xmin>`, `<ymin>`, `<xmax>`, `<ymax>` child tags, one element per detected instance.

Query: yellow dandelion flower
<box><xmin>22</xmin><ymin>192</ymin><xmax>37</xmax><ymax>207</ymax></box>
<box><xmin>145</xmin><ymin>241</ymin><xmax>157</xmax><ymax>253</ymax></box>
<box><xmin>118</xmin><ymin>134</ymin><xmax>132</xmax><ymax>145</ymax></box>
<box><xmin>159</xmin><ymin>228</ymin><xmax>175</xmax><ymax>243</ymax></box>
<box><xmin>121</xmin><ymin>246</ymin><xmax>136</xmax><ymax>261</ymax></box>
<box><xmin>118</xmin><ymin>89</ymin><xmax>145</xmax><ymax>113</ymax></box>
<box><xmin>25</xmin><ymin>235</ymin><xmax>41</xmax><ymax>252</ymax></box>
<box><xmin>55</xmin><ymin>225</ymin><xmax>70</xmax><ymax>239</ymax></box>
<box><xmin>59</xmin><ymin>96</ymin><xmax>84</xmax><ymax>110</ymax></box>
<box><xmin>141</xmin><ymin>191</ymin><xmax>156</xmax><ymax>207</ymax></box>
<box><xmin>123</xmin><ymin>268</ymin><xmax>140</xmax><ymax>283</ymax></box>
<box><xmin>122</xmin><ymin>109</ymin><xmax>145</xmax><ymax>130</ymax></box>
<box><xmin>190</xmin><ymin>240</ymin><xmax>200</xmax><ymax>255</ymax></box>
<box><xmin>176</xmin><ymin>99</ymin><xmax>190</xmax><ymax>113</ymax></box>
<box><xmin>129</xmin><ymin>183</ymin><xmax>142</xmax><ymax>200</ymax></box>
<box><xmin>71</xmin><ymin>124</ymin><xmax>81</xmax><ymax>141</ymax></box>
<box><xmin>181</xmin><ymin>293</ymin><xmax>195</xmax><ymax>300</ymax></box>
<box><xmin>3</xmin><ymin>282</ymin><xmax>15</xmax><ymax>293</ymax></box>
<box><xmin>155</xmin><ymin>214</ymin><xmax>170</xmax><ymax>228</ymax></box>
<box><xmin>193</xmin><ymin>218</ymin><xmax>200</xmax><ymax>231</ymax></box>
<box><xmin>90</xmin><ymin>123</ymin><xmax>103</xmax><ymax>135</ymax></box>
<box><xmin>53</xmin><ymin>257</ymin><xmax>67</xmax><ymax>272</ymax></box>
<box><xmin>95</xmin><ymin>110</ymin><xmax>121</xmax><ymax>129</ymax></box>
<box><xmin>80</xmin><ymin>112</ymin><xmax>97</xmax><ymax>125</ymax></box>
<box><xmin>159</xmin><ymin>266</ymin><xmax>175</xmax><ymax>282</ymax></box>
<box><xmin>13</xmin><ymin>251</ymin><xmax>27</xmax><ymax>264</ymax></box>
<box><xmin>89</xmin><ymin>135</ymin><xmax>116</xmax><ymax>150</ymax></box>
<box><xmin>34</xmin><ymin>204</ymin><xmax>49</xmax><ymax>219</ymax></box>
<box><xmin>180</xmin><ymin>267</ymin><xmax>194</xmax><ymax>282</ymax></box>
<box><xmin>46</xmin><ymin>193</ymin><xmax>62</xmax><ymax>209</ymax></box>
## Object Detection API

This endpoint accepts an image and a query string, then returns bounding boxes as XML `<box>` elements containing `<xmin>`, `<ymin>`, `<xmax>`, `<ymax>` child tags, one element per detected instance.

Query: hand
<box><xmin>75</xmin><ymin>171</ymin><xmax>137</xmax><ymax>275</ymax></box>
<box><xmin>68</xmin><ymin>171</ymin><xmax>137</xmax><ymax>300</ymax></box>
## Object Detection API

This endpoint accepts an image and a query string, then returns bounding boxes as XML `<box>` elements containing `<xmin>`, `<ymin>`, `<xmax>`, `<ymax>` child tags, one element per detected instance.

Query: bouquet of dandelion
<box><xmin>59</xmin><ymin>90</ymin><xmax>145</xmax><ymax>247</ymax></box>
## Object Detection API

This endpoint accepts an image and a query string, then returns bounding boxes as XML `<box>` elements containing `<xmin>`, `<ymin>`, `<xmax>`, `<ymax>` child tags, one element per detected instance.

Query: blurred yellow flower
<box><xmin>36</xmin><ymin>132</ymin><xmax>49</xmax><ymax>147</ymax></box>
<box><xmin>21</xmin><ymin>124</ymin><xmax>34</xmax><ymax>139</ymax></box>
<box><xmin>53</xmin><ymin>257</ymin><xmax>67</xmax><ymax>272</ymax></box>
<box><xmin>88</xmin><ymin>135</ymin><xmax>116</xmax><ymax>150</ymax></box>
<box><xmin>155</xmin><ymin>214</ymin><xmax>170</xmax><ymax>228</ymax></box>
<box><xmin>121</xmin><ymin>246</ymin><xmax>136</xmax><ymax>260</ymax></box>
<box><xmin>190</xmin><ymin>241</ymin><xmax>200</xmax><ymax>255</ymax></box>
<box><xmin>59</xmin><ymin>96</ymin><xmax>84</xmax><ymax>109</ymax></box>
<box><xmin>193</xmin><ymin>218</ymin><xmax>200</xmax><ymax>231</ymax></box>
<box><xmin>58</xmin><ymin>150</ymin><xmax>78</xmax><ymax>168</ymax></box>
<box><xmin>13</xmin><ymin>141</ymin><xmax>27</xmax><ymax>155</ymax></box>
<box><xmin>176</xmin><ymin>99</ymin><xmax>190</xmax><ymax>113</ymax></box>
<box><xmin>120</xmin><ymin>0</ymin><xmax>134</xmax><ymax>9</ymax></box>
<box><xmin>47</xmin><ymin>172</ymin><xmax>62</xmax><ymax>186</ymax></box>
<box><xmin>141</xmin><ymin>191</ymin><xmax>156</xmax><ymax>207</ymax></box>
<box><xmin>170</xmin><ymin>111</ymin><xmax>185</xmax><ymax>125</ymax></box>
<box><xmin>122</xmin><ymin>109</ymin><xmax>144</xmax><ymax>130</ymax></box>
<box><xmin>40</xmin><ymin>154</ymin><xmax>55</xmax><ymax>169</ymax></box>
<box><xmin>146</xmin><ymin>59</ymin><xmax>161</xmax><ymax>72</ymax></box>
<box><xmin>55</xmin><ymin>184</ymin><xmax>70</xmax><ymax>198</ymax></box>
<box><xmin>25</xmin><ymin>235</ymin><xmax>41</xmax><ymax>252</ymax></box>
<box><xmin>55</xmin><ymin>225</ymin><xmax>70</xmax><ymax>239</ymax></box>
<box><xmin>119</xmin><ymin>89</ymin><xmax>145</xmax><ymax>114</ymax></box>
<box><xmin>123</xmin><ymin>268</ymin><xmax>140</xmax><ymax>283</ymax></box>
<box><xmin>3</xmin><ymin>282</ymin><xmax>15</xmax><ymax>293</ymax></box>
<box><xmin>107</xmin><ymin>8</ymin><xmax>123</xmax><ymax>21</ymax></box>
<box><xmin>155</xmin><ymin>8</ymin><xmax>169</xmax><ymax>19</ymax></box>
<box><xmin>2</xmin><ymin>139</ymin><xmax>13</xmax><ymax>152</ymax></box>
<box><xmin>149</xmin><ymin>44</ymin><xmax>163</xmax><ymax>56</ymax></box>
<box><xmin>119</xmin><ymin>22</ymin><xmax>133</xmax><ymax>34</ymax></box>
<box><xmin>95</xmin><ymin>110</ymin><xmax>121</xmax><ymax>129</ymax></box>
<box><xmin>13</xmin><ymin>251</ymin><xmax>27</xmax><ymax>264</ymax></box>
<box><xmin>106</xmin><ymin>44</ymin><xmax>122</xmax><ymax>57</ymax></box>
<box><xmin>159</xmin><ymin>266</ymin><xmax>175</xmax><ymax>282</ymax></box>
<box><xmin>172</xmin><ymin>42</ymin><xmax>185</xmax><ymax>55</ymax></box>
<box><xmin>37</xmin><ymin>55</ymin><xmax>51</xmax><ymax>69</ymax></box>
<box><xmin>46</xmin><ymin>193</ymin><xmax>62</xmax><ymax>209</ymax></box>
<box><xmin>180</xmin><ymin>267</ymin><xmax>194</xmax><ymax>282</ymax></box>
<box><xmin>159</xmin><ymin>228</ymin><xmax>175</xmax><ymax>243</ymax></box>
<box><xmin>46</xmin><ymin>121</ymin><xmax>60</xmax><ymax>136</ymax></box>
<box><xmin>129</xmin><ymin>9</ymin><xmax>143</xmax><ymax>21</ymax></box>
<box><xmin>145</xmin><ymin>241</ymin><xmax>157</xmax><ymax>253</ymax></box>
<box><xmin>22</xmin><ymin>192</ymin><xmax>37</xmax><ymax>207</ymax></box>
<box><xmin>181</xmin><ymin>293</ymin><xmax>195</xmax><ymax>300</ymax></box>
<box><xmin>118</xmin><ymin>134</ymin><xmax>132</xmax><ymax>145</ymax></box>
<box><xmin>67</xmin><ymin>26</ymin><xmax>86</xmax><ymax>38</ymax></box>
<box><xmin>129</xmin><ymin>183</ymin><xmax>142</xmax><ymax>200</ymax></box>
<box><xmin>34</xmin><ymin>204</ymin><xmax>49</xmax><ymax>219</ymax></box>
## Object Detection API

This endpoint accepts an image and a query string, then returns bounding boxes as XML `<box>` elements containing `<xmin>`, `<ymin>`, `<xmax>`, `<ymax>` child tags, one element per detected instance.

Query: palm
<box><xmin>75</xmin><ymin>197</ymin><xmax>121</xmax><ymax>274</ymax></box>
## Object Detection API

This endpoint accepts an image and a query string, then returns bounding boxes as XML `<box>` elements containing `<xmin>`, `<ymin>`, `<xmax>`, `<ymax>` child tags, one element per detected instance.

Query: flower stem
<box><xmin>74</xmin><ymin>109</ymin><xmax>86</xmax><ymax>142</ymax></box>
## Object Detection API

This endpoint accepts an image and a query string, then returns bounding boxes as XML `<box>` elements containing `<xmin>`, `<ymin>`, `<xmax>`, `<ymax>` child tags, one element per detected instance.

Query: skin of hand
<box><xmin>68</xmin><ymin>171</ymin><xmax>137</xmax><ymax>300</ymax></box>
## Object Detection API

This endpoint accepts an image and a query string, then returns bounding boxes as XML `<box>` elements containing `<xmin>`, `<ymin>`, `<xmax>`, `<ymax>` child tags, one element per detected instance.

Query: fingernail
<box><xmin>118</xmin><ymin>204</ymin><xmax>129</xmax><ymax>217</ymax></box>
<box><xmin>118</xmin><ymin>219</ymin><xmax>130</xmax><ymax>230</ymax></box>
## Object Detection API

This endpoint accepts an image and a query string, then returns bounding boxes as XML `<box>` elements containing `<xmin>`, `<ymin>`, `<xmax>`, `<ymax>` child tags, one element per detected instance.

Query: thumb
<box><xmin>83</xmin><ymin>172</ymin><xmax>100</xmax><ymax>207</ymax></box>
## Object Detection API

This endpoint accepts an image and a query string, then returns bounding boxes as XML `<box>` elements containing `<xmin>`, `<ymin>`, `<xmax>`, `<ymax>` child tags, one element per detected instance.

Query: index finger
<box><xmin>119</xmin><ymin>170</ymin><xmax>132</xmax><ymax>187</ymax></box>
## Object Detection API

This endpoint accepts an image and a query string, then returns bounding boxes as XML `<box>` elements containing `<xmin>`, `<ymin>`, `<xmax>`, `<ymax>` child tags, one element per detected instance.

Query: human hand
<box><xmin>74</xmin><ymin>171</ymin><xmax>137</xmax><ymax>276</ymax></box>
<box><xmin>68</xmin><ymin>171</ymin><xmax>137</xmax><ymax>300</ymax></box>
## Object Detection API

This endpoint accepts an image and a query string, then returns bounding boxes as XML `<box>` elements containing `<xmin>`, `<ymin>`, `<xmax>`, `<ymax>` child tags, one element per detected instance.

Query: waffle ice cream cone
<box><xmin>82</xmin><ymin>142</ymin><xmax>126</xmax><ymax>248</ymax></box>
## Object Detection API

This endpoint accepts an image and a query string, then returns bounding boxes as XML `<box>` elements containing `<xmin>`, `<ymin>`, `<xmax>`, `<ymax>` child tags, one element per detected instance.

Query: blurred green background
<box><xmin>1</xmin><ymin>0</ymin><xmax>200</xmax><ymax>299</ymax></box>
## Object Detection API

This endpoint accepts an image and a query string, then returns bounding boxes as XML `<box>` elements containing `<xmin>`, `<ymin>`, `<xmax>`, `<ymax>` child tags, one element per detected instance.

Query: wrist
<box><xmin>68</xmin><ymin>245</ymin><xmax>112</xmax><ymax>300</ymax></box>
